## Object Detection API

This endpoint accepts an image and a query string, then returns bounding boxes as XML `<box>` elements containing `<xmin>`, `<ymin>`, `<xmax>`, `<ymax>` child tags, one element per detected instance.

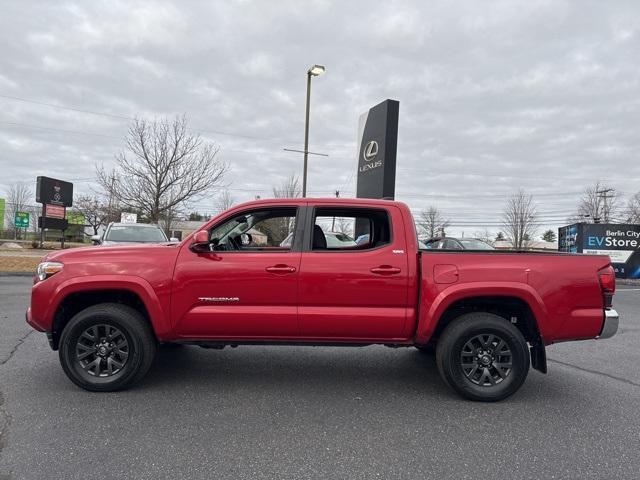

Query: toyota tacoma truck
<box><xmin>26</xmin><ymin>198</ymin><xmax>619</xmax><ymax>401</ymax></box>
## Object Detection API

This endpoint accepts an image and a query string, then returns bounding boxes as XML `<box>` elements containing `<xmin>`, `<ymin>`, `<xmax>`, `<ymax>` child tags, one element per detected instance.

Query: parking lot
<box><xmin>1</xmin><ymin>275</ymin><xmax>639</xmax><ymax>479</ymax></box>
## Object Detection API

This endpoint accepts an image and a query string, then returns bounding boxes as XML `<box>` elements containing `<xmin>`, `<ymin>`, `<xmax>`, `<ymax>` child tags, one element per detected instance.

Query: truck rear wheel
<box><xmin>436</xmin><ymin>312</ymin><xmax>530</xmax><ymax>402</ymax></box>
<box><xmin>59</xmin><ymin>303</ymin><xmax>157</xmax><ymax>392</ymax></box>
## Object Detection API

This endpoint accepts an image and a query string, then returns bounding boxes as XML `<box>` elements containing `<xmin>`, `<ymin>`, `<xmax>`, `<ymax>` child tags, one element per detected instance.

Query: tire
<box><xmin>59</xmin><ymin>303</ymin><xmax>157</xmax><ymax>392</ymax></box>
<box><xmin>435</xmin><ymin>312</ymin><xmax>530</xmax><ymax>402</ymax></box>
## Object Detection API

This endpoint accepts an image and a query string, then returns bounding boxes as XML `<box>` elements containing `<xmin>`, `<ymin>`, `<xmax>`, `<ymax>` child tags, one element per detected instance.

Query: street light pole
<box><xmin>302</xmin><ymin>64</ymin><xmax>325</xmax><ymax>198</ymax></box>
<box><xmin>303</xmin><ymin>72</ymin><xmax>312</xmax><ymax>198</ymax></box>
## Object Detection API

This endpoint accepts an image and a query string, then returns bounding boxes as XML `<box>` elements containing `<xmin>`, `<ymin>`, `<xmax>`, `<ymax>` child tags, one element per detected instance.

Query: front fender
<box><xmin>45</xmin><ymin>275</ymin><xmax>171</xmax><ymax>337</ymax></box>
<box><xmin>415</xmin><ymin>282</ymin><xmax>548</xmax><ymax>344</ymax></box>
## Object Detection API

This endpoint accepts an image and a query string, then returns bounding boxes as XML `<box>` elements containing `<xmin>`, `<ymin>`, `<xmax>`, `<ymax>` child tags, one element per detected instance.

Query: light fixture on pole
<box><xmin>302</xmin><ymin>64</ymin><xmax>326</xmax><ymax>197</ymax></box>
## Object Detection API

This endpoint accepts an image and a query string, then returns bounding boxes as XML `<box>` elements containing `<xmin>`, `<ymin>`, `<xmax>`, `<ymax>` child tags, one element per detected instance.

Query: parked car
<box><xmin>422</xmin><ymin>237</ymin><xmax>495</xmax><ymax>250</ymax></box>
<box><xmin>358</xmin><ymin>233</ymin><xmax>428</xmax><ymax>249</ymax></box>
<box><xmin>281</xmin><ymin>230</ymin><xmax>356</xmax><ymax>248</ymax></box>
<box><xmin>27</xmin><ymin>198</ymin><xmax>618</xmax><ymax>401</ymax></box>
<box><xmin>92</xmin><ymin>222</ymin><xmax>176</xmax><ymax>246</ymax></box>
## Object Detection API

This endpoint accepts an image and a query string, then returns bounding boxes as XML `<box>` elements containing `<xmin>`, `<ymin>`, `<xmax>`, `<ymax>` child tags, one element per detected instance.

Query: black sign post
<box><xmin>355</xmin><ymin>99</ymin><xmax>399</xmax><ymax>200</ymax></box>
<box><xmin>354</xmin><ymin>100</ymin><xmax>399</xmax><ymax>237</ymax></box>
<box><xmin>36</xmin><ymin>176</ymin><xmax>73</xmax><ymax>248</ymax></box>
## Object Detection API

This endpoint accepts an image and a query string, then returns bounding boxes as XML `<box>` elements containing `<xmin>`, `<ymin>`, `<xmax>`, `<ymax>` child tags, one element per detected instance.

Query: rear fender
<box><xmin>415</xmin><ymin>282</ymin><xmax>548</xmax><ymax>344</ymax></box>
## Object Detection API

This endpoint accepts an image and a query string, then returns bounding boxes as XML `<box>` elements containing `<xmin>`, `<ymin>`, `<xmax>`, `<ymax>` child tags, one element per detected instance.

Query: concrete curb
<box><xmin>618</xmin><ymin>278</ymin><xmax>640</xmax><ymax>286</ymax></box>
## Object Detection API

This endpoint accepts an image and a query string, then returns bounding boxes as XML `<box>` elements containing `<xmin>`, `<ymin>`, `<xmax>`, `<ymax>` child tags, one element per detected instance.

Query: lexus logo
<box><xmin>363</xmin><ymin>140</ymin><xmax>379</xmax><ymax>161</ymax></box>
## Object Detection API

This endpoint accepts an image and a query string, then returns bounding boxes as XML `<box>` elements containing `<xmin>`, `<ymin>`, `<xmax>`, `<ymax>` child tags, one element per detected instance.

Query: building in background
<box><xmin>65</xmin><ymin>211</ymin><xmax>86</xmax><ymax>242</ymax></box>
<box><xmin>169</xmin><ymin>220</ymin><xmax>207</xmax><ymax>241</ymax></box>
<box><xmin>559</xmin><ymin>223</ymin><xmax>640</xmax><ymax>278</ymax></box>
<box><xmin>169</xmin><ymin>220</ymin><xmax>267</xmax><ymax>244</ymax></box>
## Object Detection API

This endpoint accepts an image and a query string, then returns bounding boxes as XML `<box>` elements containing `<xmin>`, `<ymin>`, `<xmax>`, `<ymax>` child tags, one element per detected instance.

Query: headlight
<box><xmin>36</xmin><ymin>262</ymin><xmax>64</xmax><ymax>282</ymax></box>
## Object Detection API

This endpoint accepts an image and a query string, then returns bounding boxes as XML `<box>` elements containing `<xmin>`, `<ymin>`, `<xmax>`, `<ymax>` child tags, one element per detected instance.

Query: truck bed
<box><xmin>415</xmin><ymin>250</ymin><xmax>611</xmax><ymax>345</ymax></box>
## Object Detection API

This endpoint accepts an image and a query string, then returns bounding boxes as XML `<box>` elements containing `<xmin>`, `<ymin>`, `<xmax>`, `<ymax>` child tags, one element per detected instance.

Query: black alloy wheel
<box><xmin>59</xmin><ymin>303</ymin><xmax>157</xmax><ymax>392</ymax></box>
<box><xmin>75</xmin><ymin>324</ymin><xmax>130</xmax><ymax>377</ymax></box>
<box><xmin>436</xmin><ymin>312</ymin><xmax>530</xmax><ymax>402</ymax></box>
<box><xmin>460</xmin><ymin>334</ymin><xmax>512</xmax><ymax>386</ymax></box>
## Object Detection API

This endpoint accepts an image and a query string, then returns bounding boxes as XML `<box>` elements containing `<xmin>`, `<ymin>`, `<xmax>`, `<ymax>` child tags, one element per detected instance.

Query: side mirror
<box><xmin>91</xmin><ymin>235</ymin><xmax>102</xmax><ymax>245</ymax></box>
<box><xmin>189</xmin><ymin>230</ymin><xmax>211</xmax><ymax>253</ymax></box>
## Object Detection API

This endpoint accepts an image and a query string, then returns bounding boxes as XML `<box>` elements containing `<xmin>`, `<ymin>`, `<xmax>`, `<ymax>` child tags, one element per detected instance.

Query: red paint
<box><xmin>28</xmin><ymin>198</ymin><xmax>614</xmax><ymax>347</ymax></box>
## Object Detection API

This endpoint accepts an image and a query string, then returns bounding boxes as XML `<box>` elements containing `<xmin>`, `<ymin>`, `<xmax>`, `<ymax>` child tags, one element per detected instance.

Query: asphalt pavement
<box><xmin>1</xmin><ymin>276</ymin><xmax>639</xmax><ymax>479</ymax></box>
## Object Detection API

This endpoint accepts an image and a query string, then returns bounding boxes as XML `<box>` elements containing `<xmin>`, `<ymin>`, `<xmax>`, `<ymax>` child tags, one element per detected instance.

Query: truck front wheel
<box><xmin>436</xmin><ymin>312</ymin><xmax>530</xmax><ymax>402</ymax></box>
<box><xmin>59</xmin><ymin>303</ymin><xmax>157</xmax><ymax>392</ymax></box>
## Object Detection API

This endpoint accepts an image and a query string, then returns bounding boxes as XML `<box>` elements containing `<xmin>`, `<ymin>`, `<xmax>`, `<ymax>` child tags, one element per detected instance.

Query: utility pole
<box><xmin>106</xmin><ymin>171</ymin><xmax>116</xmax><ymax>223</ymax></box>
<box><xmin>331</xmin><ymin>190</ymin><xmax>340</xmax><ymax>231</ymax></box>
<box><xmin>596</xmin><ymin>188</ymin><xmax>615</xmax><ymax>223</ymax></box>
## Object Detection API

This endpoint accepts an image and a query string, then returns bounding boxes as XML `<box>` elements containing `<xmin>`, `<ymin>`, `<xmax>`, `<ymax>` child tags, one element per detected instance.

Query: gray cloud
<box><xmin>1</xmin><ymin>0</ymin><xmax>639</xmax><ymax>237</ymax></box>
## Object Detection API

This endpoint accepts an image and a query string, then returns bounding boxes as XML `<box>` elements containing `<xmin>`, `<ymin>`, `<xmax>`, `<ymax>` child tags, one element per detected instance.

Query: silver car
<box><xmin>92</xmin><ymin>223</ymin><xmax>173</xmax><ymax>246</ymax></box>
<box><xmin>279</xmin><ymin>230</ymin><xmax>357</xmax><ymax>248</ymax></box>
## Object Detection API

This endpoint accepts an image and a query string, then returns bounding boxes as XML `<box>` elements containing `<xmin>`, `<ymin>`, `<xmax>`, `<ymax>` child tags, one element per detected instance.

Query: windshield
<box><xmin>458</xmin><ymin>239</ymin><xmax>494</xmax><ymax>250</ymax></box>
<box><xmin>105</xmin><ymin>225</ymin><xmax>168</xmax><ymax>243</ymax></box>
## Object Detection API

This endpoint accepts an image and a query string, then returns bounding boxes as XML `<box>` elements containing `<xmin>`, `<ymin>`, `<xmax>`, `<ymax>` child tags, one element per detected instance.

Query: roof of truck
<box><xmin>230</xmin><ymin>197</ymin><xmax>406</xmax><ymax>209</ymax></box>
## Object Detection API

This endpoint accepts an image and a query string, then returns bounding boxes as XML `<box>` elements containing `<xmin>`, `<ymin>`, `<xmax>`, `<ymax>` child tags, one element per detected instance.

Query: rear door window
<box><xmin>311</xmin><ymin>208</ymin><xmax>391</xmax><ymax>251</ymax></box>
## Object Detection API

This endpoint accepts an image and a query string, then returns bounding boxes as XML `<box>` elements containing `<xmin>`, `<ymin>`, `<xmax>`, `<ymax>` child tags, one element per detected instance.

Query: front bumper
<box><xmin>25</xmin><ymin>307</ymin><xmax>46</xmax><ymax>332</ymax></box>
<box><xmin>598</xmin><ymin>309</ymin><xmax>619</xmax><ymax>339</ymax></box>
<box><xmin>26</xmin><ymin>308</ymin><xmax>56</xmax><ymax>349</ymax></box>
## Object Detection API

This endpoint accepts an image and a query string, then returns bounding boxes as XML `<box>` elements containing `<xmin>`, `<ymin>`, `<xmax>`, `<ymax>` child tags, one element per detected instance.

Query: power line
<box><xmin>0</xmin><ymin>121</ymin><xmax>311</xmax><ymax>159</ymax></box>
<box><xmin>0</xmin><ymin>121</ymin><xmax>122</xmax><ymax>139</ymax></box>
<box><xmin>0</xmin><ymin>94</ymin><xmax>133</xmax><ymax>120</ymax></box>
<box><xmin>0</xmin><ymin>92</ymin><xmax>353</xmax><ymax>147</ymax></box>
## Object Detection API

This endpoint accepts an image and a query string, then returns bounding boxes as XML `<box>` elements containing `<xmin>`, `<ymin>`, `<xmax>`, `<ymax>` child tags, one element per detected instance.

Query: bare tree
<box><xmin>263</xmin><ymin>174</ymin><xmax>301</xmax><ymax>240</ymax></box>
<box><xmin>28</xmin><ymin>204</ymin><xmax>41</xmax><ymax>235</ymax></box>
<box><xmin>269</xmin><ymin>174</ymin><xmax>301</xmax><ymax>239</ymax></box>
<box><xmin>571</xmin><ymin>181</ymin><xmax>619</xmax><ymax>223</ymax></box>
<box><xmin>416</xmin><ymin>207</ymin><xmax>450</xmax><ymax>239</ymax></box>
<box><xmin>272</xmin><ymin>174</ymin><xmax>301</xmax><ymax>199</ymax></box>
<box><xmin>502</xmin><ymin>190</ymin><xmax>538</xmax><ymax>249</ymax></box>
<box><xmin>97</xmin><ymin>115</ymin><xmax>227</xmax><ymax>223</ymax></box>
<box><xmin>6</xmin><ymin>183</ymin><xmax>32</xmax><ymax>239</ymax></box>
<box><xmin>626</xmin><ymin>192</ymin><xmax>640</xmax><ymax>223</ymax></box>
<box><xmin>158</xmin><ymin>204</ymin><xmax>180</xmax><ymax>237</ymax></box>
<box><xmin>333</xmin><ymin>217</ymin><xmax>355</xmax><ymax>236</ymax></box>
<box><xmin>473</xmin><ymin>228</ymin><xmax>494</xmax><ymax>245</ymax></box>
<box><xmin>216</xmin><ymin>189</ymin><xmax>235</xmax><ymax>212</ymax></box>
<box><xmin>73</xmin><ymin>195</ymin><xmax>108</xmax><ymax>236</ymax></box>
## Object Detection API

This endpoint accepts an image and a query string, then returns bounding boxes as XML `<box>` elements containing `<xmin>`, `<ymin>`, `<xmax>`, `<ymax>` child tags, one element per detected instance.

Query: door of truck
<box><xmin>297</xmin><ymin>205</ymin><xmax>410</xmax><ymax>340</ymax></box>
<box><xmin>171</xmin><ymin>205</ymin><xmax>304</xmax><ymax>339</ymax></box>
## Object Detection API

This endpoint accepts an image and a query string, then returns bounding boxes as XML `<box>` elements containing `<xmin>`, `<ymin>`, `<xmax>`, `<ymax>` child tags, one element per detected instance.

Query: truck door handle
<box><xmin>265</xmin><ymin>264</ymin><xmax>297</xmax><ymax>274</ymax></box>
<box><xmin>370</xmin><ymin>265</ymin><xmax>402</xmax><ymax>275</ymax></box>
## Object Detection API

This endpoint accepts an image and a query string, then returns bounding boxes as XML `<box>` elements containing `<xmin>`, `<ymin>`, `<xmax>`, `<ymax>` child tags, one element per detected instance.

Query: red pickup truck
<box><xmin>27</xmin><ymin>198</ymin><xmax>618</xmax><ymax>401</ymax></box>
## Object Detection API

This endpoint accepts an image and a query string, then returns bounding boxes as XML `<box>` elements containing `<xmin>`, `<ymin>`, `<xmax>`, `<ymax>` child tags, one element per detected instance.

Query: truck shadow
<box><xmin>143</xmin><ymin>345</ymin><xmax>455</xmax><ymax>399</ymax></box>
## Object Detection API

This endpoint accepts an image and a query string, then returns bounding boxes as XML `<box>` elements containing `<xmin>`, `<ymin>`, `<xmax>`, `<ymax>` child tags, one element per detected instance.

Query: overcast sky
<box><xmin>1</xmin><ymin>0</ymin><xmax>639</xmax><ymax>237</ymax></box>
